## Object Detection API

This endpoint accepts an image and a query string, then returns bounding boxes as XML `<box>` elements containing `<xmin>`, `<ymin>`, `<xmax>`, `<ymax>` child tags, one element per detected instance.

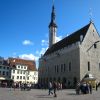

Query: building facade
<box><xmin>9</xmin><ymin>58</ymin><xmax>38</xmax><ymax>84</ymax></box>
<box><xmin>38</xmin><ymin>5</ymin><xmax>100</xmax><ymax>88</ymax></box>
<box><xmin>0</xmin><ymin>57</ymin><xmax>12</xmax><ymax>87</ymax></box>
<box><xmin>0</xmin><ymin>57</ymin><xmax>38</xmax><ymax>87</ymax></box>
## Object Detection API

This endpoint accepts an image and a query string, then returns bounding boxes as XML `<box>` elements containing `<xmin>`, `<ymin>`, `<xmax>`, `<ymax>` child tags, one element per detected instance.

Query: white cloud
<box><xmin>41</xmin><ymin>35</ymin><xmax>62</xmax><ymax>46</ymax></box>
<box><xmin>41</xmin><ymin>40</ymin><xmax>48</xmax><ymax>46</ymax></box>
<box><xmin>22</xmin><ymin>40</ymin><xmax>33</xmax><ymax>45</ymax></box>
<box><xmin>19</xmin><ymin>54</ymin><xmax>40</xmax><ymax>68</ymax></box>
<box><xmin>56</xmin><ymin>36</ymin><xmax>62</xmax><ymax>42</ymax></box>
<box><xmin>19</xmin><ymin>54</ymin><xmax>39</xmax><ymax>61</ymax></box>
<box><xmin>19</xmin><ymin>35</ymin><xmax>62</xmax><ymax>67</ymax></box>
<box><xmin>36</xmin><ymin>47</ymin><xmax>48</xmax><ymax>56</ymax></box>
<box><xmin>40</xmin><ymin>35</ymin><xmax>62</xmax><ymax>55</ymax></box>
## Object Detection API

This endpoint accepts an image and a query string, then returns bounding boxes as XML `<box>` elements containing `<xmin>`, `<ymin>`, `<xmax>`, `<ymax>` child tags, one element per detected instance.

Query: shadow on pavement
<box><xmin>67</xmin><ymin>93</ymin><xmax>77</xmax><ymax>95</ymax></box>
<box><xmin>36</xmin><ymin>94</ymin><xmax>54</xmax><ymax>98</ymax></box>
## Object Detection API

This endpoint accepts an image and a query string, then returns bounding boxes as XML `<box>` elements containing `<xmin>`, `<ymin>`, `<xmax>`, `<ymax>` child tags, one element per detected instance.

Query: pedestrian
<box><xmin>96</xmin><ymin>83</ymin><xmax>98</xmax><ymax>91</ymax></box>
<box><xmin>13</xmin><ymin>82</ymin><xmax>16</xmax><ymax>91</ymax></box>
<box><xmin>53</xmin><ymin>81</ymin><xmax>57</xmax><ymax>97</ymax></box>
<box><xmin>89</xmin><ymin>84</ymin><xmax>92</xmax><ymax>94</ymax></box>
<box><xmin>86</xmin><ymin>83</ymin><xmax>89</xmax><ymax>94</ymax></box>
<box><xmin>48</xmin><ymin>82</ymin><xmax>53</xmax><ymax>95</ymax></box>
<box><xmin>60</xmin><ymin>83</ymin><xmax>62</xmax><ymax>90</ymax></box>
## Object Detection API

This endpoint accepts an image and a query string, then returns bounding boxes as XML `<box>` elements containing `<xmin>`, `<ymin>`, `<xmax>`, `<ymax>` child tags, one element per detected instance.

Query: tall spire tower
<box><xmin>49</xmin><ymin>1</ymin><xmax>57</xmax><ymax>48</ymax></box>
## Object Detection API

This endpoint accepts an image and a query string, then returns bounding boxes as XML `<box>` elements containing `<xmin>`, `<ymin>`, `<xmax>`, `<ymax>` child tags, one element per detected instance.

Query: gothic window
<box><xmin>61</xmin><ymin>64</ymin><xmax>63</xmax><ymax>72</ymax></box>
<box><xmin>55</xmin><ymin>65</ymin><xmax>56</xmax><ymax>73</ymax></box>
<box><xmin>64</xmin><ymin>64</ymin><xmax>66</xmax><ymax>72</ymax></box>
<box><xmin>57</xmin><ymin>65</ymin><xmax>59</xmax><ymax>73</ymax></box>
<box><xmin>88</xmin><ymin>61</ymin><xmax>90</xmax><ymax>71</ymax></box>
<box><xmin>55</xmin><ymin>65</ymin><xmax>59</xmax><ymax>73</ymax></box>
<box><xmin>68</xmin><ymin>62</ymin><xmax>71</xmax><ymax>72</ymax></box>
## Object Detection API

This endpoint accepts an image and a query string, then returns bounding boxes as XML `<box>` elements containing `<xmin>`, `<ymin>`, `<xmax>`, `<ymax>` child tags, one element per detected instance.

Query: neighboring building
<box><xmin>0</xmin><ymin>57</ymin><xmax>12</xmax><ymax>87</ymax></box>
<box><xmin>0</xmin><ymin>57</ymin><xmax>38</xmax><ymax>87</ymax></box>
<box><xmin>38</xmin><ymin>4</ymin><xmax>100</xmax><ymax>88</ymax></box>
<box><xmin>8</xmin><ymin>58</ymin><xmax>38</xmax><ymax>84</ymax></box>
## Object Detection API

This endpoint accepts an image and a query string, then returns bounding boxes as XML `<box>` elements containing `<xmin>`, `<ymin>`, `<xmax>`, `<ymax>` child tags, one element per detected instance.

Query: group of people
<box><xmin>76</xmin><ymin>82</ymin><xmax>99</xmax><ymax>94</ymax></box>
<box><xmin>12</xmin><ymin>82</ymin><xmax>32</xmax><ymax>91</ymax></box>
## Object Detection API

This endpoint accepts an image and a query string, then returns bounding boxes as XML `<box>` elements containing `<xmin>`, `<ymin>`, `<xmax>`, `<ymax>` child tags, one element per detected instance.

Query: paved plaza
<box><xmin>0</xmin><ymin>88</ymin><xmax>100</xmax><ymax>100</ymax></box>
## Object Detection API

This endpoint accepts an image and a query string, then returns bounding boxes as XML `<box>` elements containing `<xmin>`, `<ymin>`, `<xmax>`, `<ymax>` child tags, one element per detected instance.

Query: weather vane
<box><xmin>89</xmin><ymin>8</ymin><xmax>93</xmax><ymax>22</ymax></box>
<box><xmin>53</xmin><ymin>0</ymin><xmax>55</xmax><ymax>5</ymax></box>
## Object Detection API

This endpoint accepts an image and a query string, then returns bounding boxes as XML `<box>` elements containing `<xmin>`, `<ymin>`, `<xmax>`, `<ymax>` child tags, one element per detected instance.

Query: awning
<box><xmin>82</xmin><ymin>73</ymin><xmax>96</xmax><ymax>81</ymax></box>
<box><xmin>0</xmin><ymin>77</ymin><xmax>6</xmax><ymax>80</ymax></box>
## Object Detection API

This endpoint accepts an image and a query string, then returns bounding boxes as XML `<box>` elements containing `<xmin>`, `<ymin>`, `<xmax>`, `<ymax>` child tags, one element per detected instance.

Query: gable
<box><xmin>81</xmin><ymin>22</ymin><xmax>100</xmax><ymax>52</ymax></box>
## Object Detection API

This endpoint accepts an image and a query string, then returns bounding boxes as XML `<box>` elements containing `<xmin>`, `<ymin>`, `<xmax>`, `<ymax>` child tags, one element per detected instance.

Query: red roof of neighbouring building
<box><xmin>8</xmin><ymin>58</ymin><xmax>37</xmax><ymax>71</ymax></box>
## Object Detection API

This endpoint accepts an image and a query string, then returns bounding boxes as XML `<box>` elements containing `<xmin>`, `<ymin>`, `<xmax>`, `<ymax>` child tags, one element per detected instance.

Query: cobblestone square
<box><xmin>0</xmin><ymin>88</ymin><xmax>100</xmax><ymax>100</ymax></box>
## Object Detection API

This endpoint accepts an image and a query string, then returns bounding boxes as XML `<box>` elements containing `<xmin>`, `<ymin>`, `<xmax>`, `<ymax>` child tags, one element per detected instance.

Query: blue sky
<box><xmin>0</xmin><ymin>0</ymin><xmax>100</xmax><ymax>67</ymax></box>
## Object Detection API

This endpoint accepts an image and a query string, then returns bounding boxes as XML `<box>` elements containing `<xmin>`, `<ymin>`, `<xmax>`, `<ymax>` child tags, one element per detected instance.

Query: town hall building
<box><xmin>38</xmin><ymin>4</ymin><xmax>100</xmax><ymax>88</ymax></box>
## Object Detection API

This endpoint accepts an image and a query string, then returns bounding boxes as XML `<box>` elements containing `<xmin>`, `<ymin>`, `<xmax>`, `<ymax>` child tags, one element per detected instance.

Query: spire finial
<box><xmin>51</xmin><ymin>0</ymin><xmax>55</xmax><ymax>22</ymax></box>
<box><xmin>48</xmin><ymin>0</ymin><xmax>57</xmax><ymax>28</ymax></box>
<box><xmin>89</xmin><ymin>8</ymin><xmax>93</xmax><ymax>23</ymax></box>
<box><xmin>53</xmin><ymin>0</ymin><xmax>54</xmax><ymax>5</ymax></box>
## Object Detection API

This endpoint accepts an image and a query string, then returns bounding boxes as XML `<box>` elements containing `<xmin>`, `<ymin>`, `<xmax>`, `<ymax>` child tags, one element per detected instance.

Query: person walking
<box><xmin>53</xmin><ymin>81</ymin><xmax>57</xmax><ymax>97</ymax></box>
<box><xmin>96</xmin><ymin>83</ymin><xmax>98</xmax><ymax>91</ymax></box>
<box><xmin>89</xmin><ymin>84</ymin><xmax>92</xmax><ymax>94</ymax></box>
<box><xmin>48</xmin><ymin>82</ymin><xmax>53</xmax><ymax>95</ymax></box>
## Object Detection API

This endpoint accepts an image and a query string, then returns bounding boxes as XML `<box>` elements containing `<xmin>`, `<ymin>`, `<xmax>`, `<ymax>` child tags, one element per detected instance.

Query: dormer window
<box><xmin>80</xmin><ymin>35</ymin><xmax>83</xmax><ymax>42</ymax></box>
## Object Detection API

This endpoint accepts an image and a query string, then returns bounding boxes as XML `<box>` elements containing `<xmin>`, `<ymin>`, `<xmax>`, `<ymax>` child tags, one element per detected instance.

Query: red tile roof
<box><xmin>8</xmin><ymin>58</ymin><xmax>37</xmax><ymax>71</ymax></box>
